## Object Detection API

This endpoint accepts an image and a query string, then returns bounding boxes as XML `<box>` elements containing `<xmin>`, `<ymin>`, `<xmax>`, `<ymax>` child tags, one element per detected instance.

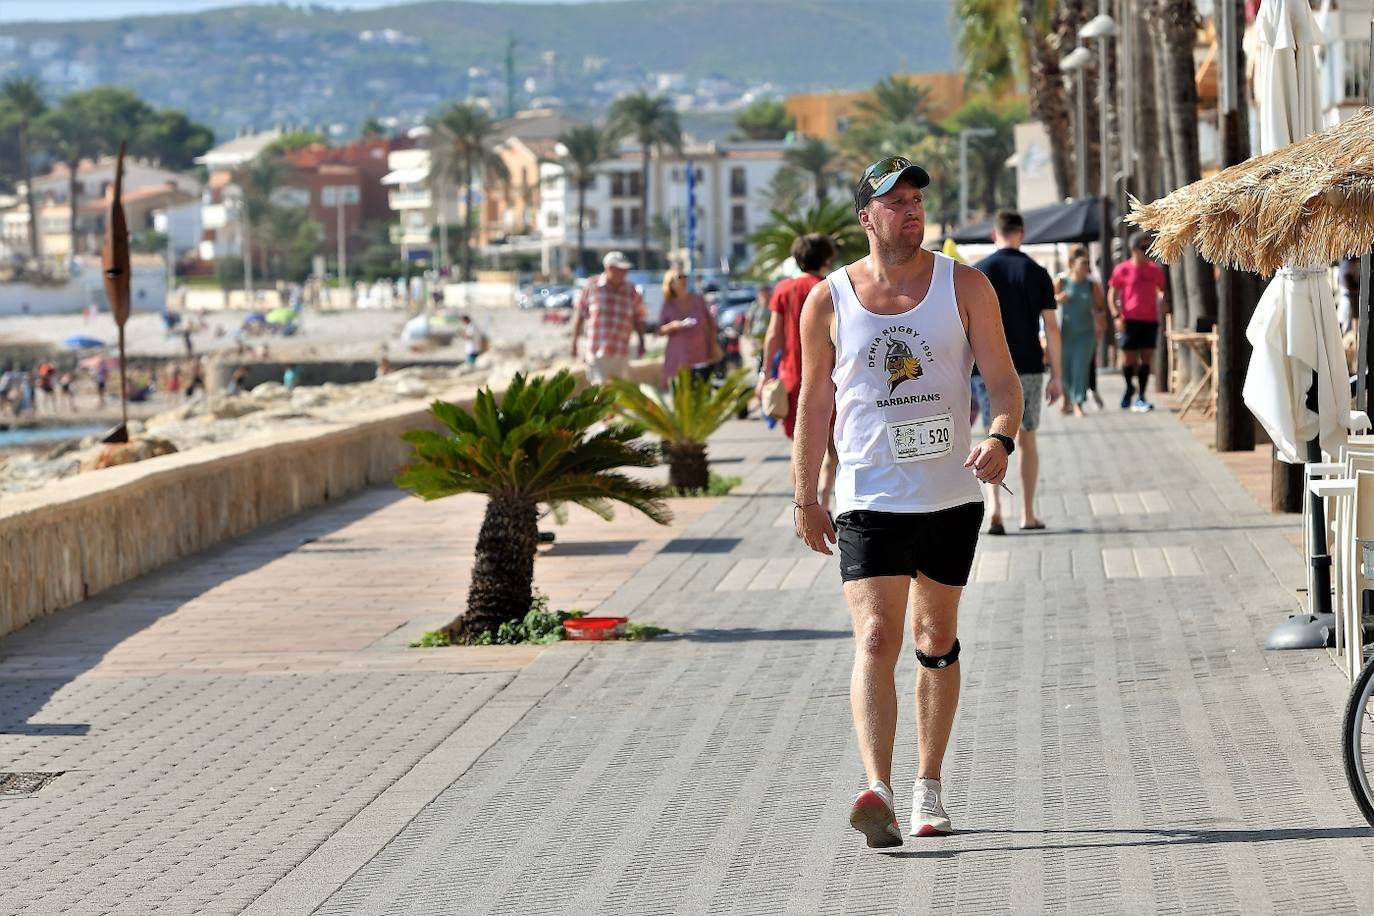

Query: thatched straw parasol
<box><xmin>1128</xmin><ymin>106</ymin><xmax>1374</xmax><ymax>274</ymax></box>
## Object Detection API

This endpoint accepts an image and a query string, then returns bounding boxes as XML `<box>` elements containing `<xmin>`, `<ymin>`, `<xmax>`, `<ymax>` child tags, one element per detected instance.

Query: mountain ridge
<box><xmin>0</xmin><ymin>0</ymin><xmax>956</xmax><ymax>139</ymax></box>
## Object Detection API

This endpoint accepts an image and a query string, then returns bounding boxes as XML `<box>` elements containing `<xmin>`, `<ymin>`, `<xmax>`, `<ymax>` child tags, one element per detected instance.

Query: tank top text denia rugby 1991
<box><xmin>828</xmin><ymin>252</ymin><xmax>984</xmax><ymax>515</ymax></box>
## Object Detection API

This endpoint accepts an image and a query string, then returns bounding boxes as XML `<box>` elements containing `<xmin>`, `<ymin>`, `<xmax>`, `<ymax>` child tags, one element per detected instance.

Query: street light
<box><xmin>958</xmin><ymin>127</ymin><xmax>997</xmax><ymax>227</ymax></box>
<box><xmin>1060</xmin><ymin>45</ymin><xmax>1093</xmax><ymax>200</ymax></box>
<box><xmin>1079</xmin><ymin>7</ymin><xmax>1118</xmax><ymax>366</ymax></box>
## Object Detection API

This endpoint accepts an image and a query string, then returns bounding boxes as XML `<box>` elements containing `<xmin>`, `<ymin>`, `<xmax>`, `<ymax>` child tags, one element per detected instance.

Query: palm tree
<box><xmin>397</xmin><ymin>370</ymin><xmax>671</xmax><ymax>643</ymax></box>
<box><xmin>784</xmin><ymin>137</ymin><xmax>841</xmax><ymax>205</ymax></box>
<box><xmin>1150</xmin><ymin>0</ymin><xmax>1217</xmax><ymax>334</ymax></box>
<box><xmin>238</xmin><ymin>153</ymin><xmax>284</xmax><ymax>282</ymax></box>
<box><xmin>2</xmin><ymin>78</ymin><xmax>45</xmax><ymax>261</ymax></box>
<box><xmin>557</xmin><ymin>124</ymin><xmax>613</xmax><ymax>276</ymax></box>
<box><xmin>611</xmin><ymin>368</ymin><xmax>754</xmax><ymax>492</ymax></box>
<box><xmin>855</xmin><ymin>76</ymin><xmax>937</xmax><ymax>131</ymax></box>
<box><xmin>746</xmin><ymin>199</ymin><xmax>867</xmax><ymax>278</ymax></box>
<box><xmin>36</xmin><ymin>107</ymin><xmax>99</xmax><ymax>258</ymax></box>
<box><xmin>953</xmin><ymin>0</ymin><xmax>1026</xmax><ymax>94</ymax></box>
<box><xmin>429</xmin><ymin>103</ymin><xmax>510</xmax><ymax>281</ymax></box>
<box><xmin>944</xmin><ymin>98</ymin><xmax>1025</xmax><ymax>217</ymax></box>
<box><xmin>608</xmin><ymin>92</ymin><xmax>682</xmax><ymax>269</ymax></box>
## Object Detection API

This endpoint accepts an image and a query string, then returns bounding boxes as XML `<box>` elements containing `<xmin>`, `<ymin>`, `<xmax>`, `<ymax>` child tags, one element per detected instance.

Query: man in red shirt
<box><xmin>1107</xmin><ymin>233</ymin><xmax>1169</xmax><ymax>411</ymax></box>
<box><xmin>571</xmin><ymin>250</ymin><xmax>647</xmax><ymax>385</ymax></box>
<box><xmin>758</xmin><ymin>233</ymin><xmax>839</xmax><ymax>507</ymax></box>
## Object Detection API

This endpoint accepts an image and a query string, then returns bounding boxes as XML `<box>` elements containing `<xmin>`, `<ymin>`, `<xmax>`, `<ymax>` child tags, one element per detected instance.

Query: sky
<box><xmin>0</xmin><ymin>0</ymin><xmax>613</xmax><ymax>23</ymax></box>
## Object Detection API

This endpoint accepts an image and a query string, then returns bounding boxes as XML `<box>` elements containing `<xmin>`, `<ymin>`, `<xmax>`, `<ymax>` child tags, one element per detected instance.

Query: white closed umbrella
<box><xmin>1242</xmin><ymin>0</ymin><xmax>1360</xmax><ymax>461</ymax></box>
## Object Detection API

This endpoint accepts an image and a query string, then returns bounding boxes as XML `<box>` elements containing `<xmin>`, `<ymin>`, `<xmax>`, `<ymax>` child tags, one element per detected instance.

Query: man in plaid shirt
<box><xmin>571</xmin><ymin>251</ymin><xmax>647</xmax><ymax>384</ymax></box>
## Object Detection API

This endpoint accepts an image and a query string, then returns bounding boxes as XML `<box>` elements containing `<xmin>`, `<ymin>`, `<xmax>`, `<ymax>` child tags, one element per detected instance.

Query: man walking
<box><xmin>792</xmin><ymin>156</ymin><xmax>1023</xmax><ymax>847</ymax></box>
<box><xmin>571</xmin><ymin>250</ymin><xmax>646</xmax><ymax>385</ymax></box>
<box><xmin>971</xmin><ymin>211</ymin><xmax>1062</xmax><ymax>533</ymax></box>
<box><xmin>1108</xmin><ymin>233</ymin><xmax>1169</xmax><ymax>412</ymax></box>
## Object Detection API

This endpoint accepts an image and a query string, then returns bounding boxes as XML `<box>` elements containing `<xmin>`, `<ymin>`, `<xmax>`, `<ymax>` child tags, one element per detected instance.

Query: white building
<box><xmin>1318</xmin><ymin>0</ymin><xmax>1373</xmax><ymax>124</ymax></box>
<box><xmin>537</xmin><ymin>140</ymin><xmax>790</xmax><ymax>275</ymax></box>
<box><xmin>381</xmin><ymin>146</ymin><xmax>463</xmax><ymax>265</ymax></box>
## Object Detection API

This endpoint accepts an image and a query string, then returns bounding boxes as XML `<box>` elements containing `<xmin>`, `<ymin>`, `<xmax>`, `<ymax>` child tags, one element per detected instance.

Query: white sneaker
<box><xmin>849</xmin><ymin>780</ymin><xmax>903</xmax><ymax>848</ymax></box>
<box><xmin>910</xmin><ymin>777</ymin><xmax>952</xmax><ymax>836</ymax></box>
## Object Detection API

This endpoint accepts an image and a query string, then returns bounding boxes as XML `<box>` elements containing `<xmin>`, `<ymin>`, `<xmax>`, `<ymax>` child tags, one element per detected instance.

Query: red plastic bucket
<box><xmin>562</xmin><ymin>616</ymin><xmax>628</xmax><ymax>640</ymax></box>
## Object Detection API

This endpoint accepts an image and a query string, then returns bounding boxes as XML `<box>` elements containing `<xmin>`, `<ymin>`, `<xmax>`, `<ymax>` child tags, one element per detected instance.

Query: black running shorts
<box><xmin>835</xmin><ymin>502</ymin><xmax>985</xmax><ymax>586</ymax></box>
<box><xmin>1118</xmin><ymin>319</ymin><xmax>1159</xmax><ymax>352</ymax></box>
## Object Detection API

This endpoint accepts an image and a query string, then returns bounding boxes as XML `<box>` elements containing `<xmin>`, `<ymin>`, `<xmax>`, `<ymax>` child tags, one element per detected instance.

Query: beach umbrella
<box><xmin>101</xmin><ymin>142</ymin><xmax>131</xmax><ymax>443</ymax></box>
<box><xmin>63</xmin><ymin>335</ymin><xmax>106</xmax><ymax>350</ymax></box>
<box><xmin>245</xmin><ymin>311</ymin><xmax>267</xmax><ymax>323</ymax></box>
<box><xmin>265</xmin><ymin>307</ymin><xmax>295</xmax><ymax>325</ymax></box>
<box><xmin>401</xmin><ymin>314</ymin><xmax>431</xmax><ymax>341</ymax></box>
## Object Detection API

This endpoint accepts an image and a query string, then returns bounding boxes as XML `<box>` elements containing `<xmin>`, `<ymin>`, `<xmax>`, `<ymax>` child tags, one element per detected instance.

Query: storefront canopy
<box><xmin>945</xmin><ymin>197</ymin><xmax>1106</xmax><ymax>245</ymax></box>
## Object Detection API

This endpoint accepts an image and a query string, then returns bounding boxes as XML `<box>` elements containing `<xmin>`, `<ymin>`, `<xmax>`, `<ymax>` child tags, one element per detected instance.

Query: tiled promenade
<box><xmin>2</xmin><ymin>380</ymin><xmax>1371</xmax><ymax>914</ymax></box>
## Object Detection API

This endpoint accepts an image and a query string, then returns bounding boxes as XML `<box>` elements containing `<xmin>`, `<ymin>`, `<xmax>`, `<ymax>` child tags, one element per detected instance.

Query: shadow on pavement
<box><xmin>658</xmin><ymin>537</ymin><xmax>742</xmax><ymax>554</ymax></box>
<box><xmin>664</xmin><ymin>627</ymin><xmax>851</xmax><ymax>642</ymax></box>
<box><xmin>541</xmin><ymin>539</ymin><xmax>642</xmax><ymax>557</ymax></box>
<box><xmin>881</xmin><ymin>825</ymin><xmax>1371</xmax><ymax>857</ymax></box>
<box><xmin>0</xmin><ymin>486</ymin><xmax>406</xmax><ymax>739</ymax></box>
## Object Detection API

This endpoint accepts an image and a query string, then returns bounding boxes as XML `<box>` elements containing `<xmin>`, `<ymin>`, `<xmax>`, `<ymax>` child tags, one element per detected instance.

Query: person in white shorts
<box><xmin>792</xmin><ymin>157</ymin><xmax>1023</xmax><ymax>848</ymax></box>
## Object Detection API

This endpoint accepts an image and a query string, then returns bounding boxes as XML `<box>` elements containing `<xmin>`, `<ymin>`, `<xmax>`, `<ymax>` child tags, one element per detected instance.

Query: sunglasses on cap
<box><xmin>862</xmin><ymin>157</ymin><xmax>916</xmax><ymax>190</ymax></box>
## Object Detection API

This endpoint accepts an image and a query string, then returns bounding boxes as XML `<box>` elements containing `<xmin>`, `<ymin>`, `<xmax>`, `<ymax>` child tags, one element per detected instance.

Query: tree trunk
<box><xmin>1271</xmin><ymin>448</ymin><xmax>1304</xmax><ymax>513</ymax></box>
<box><xmin>461</xmin><ymin>157</ymin><xmax>473</xmax><ymax>282</ymax></box>
<box><xmin>449</xmin><ymin>494</ymin><xmax>540</xmax><ymax>643</ymax></box>
<box><xmin>1021</xmin><ymin>4</ymin><xmax>1074</xmax><ymax>201</ymax></box>
<box><xmin>1156</xmin><ymin>0</ymin><xmax>1218</xmax><ymax>341</ymax></box>
<box><xmin>67</xmin><ymin>166</ymin><xmax>80</xmax><ymax>257</ymax></box>
<box><xmin>1147</xmin><ymin>4</ymin><xmax>1187</xmax><ymax>390</ymax></box>
<box><xmin>664</xmin><ymin>440</ymin><xmax>709</xmax><ymax>492</ymax></box>
<box><xmin>640</xmin><ymin>145</ymin><xmax>650</xmax><ymax>269</ymax></box>
<box><xmin>576</xmin><ymin>181</ymin><xmax>587</xmax><ymax>276</ymax></box>
<box><xmin>19</xmin><ymin>121</ymin><xmax>38</xmax><ymax>261</ymax></box>
<box><xmin>815</xmin><ymin>170</ymin><xmax>827</xmax><ymax>205</ymax></box>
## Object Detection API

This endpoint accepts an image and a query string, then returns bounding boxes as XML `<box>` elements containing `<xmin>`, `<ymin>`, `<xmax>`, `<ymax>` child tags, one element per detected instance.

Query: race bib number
<box><xmin>886</xmin><ymin>415</ymin><xmax>953</xmax><ymax>463</ymax></box>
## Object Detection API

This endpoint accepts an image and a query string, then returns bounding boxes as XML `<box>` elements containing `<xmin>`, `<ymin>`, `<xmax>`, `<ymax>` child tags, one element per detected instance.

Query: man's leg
<box><xmin>1018</xmin><ymin>430</ymin><xmax>1040</xmax><ymax>527</ymax></box>
<box><xmin>1120</xmin><ymin>347</ymin><xmax>1139</xmax><ymax>407</ymax></box>
<box><xmin>910</xmin><ymin>575</ymin><xmax>962</xmax><ymax>780</ymax></box>
<box><xmin>843</xmin><ymin>575</ymin><xmax>910</xmax><ymax>788</ymax></box>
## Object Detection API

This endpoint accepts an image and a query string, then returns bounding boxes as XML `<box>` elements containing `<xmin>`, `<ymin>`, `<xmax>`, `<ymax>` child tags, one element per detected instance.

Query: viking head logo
<box><xmin>884</xmin><ymin>338</ymin><xmax>923</xmax><ymax>394</ymax></box>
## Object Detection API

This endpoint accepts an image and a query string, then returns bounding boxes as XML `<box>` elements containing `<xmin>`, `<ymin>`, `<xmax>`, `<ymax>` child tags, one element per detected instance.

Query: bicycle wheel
<box><xmin>1341</xmin><ymin>653</ymin><xmax>1374</xmax><ymax>827</ymax></box>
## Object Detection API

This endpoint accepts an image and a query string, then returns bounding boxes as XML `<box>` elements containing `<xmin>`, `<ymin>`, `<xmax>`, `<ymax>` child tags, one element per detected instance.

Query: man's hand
<box><xmin>1115</xmin><ymin>316</ymin><xmax>1125</xmax><ymax>334</ymax></box>
<box><xmin>964</xmin><ymin>437</ymin><xmax>1010</xmax><ymax>486</ymax></box>
<box><xmin>793</xmin><ymin>503</ymin><xmax>836</xmax><ymax>556</ymax></box>
<box><xmin>1045</xmin><ymin>377</ymin><xmax>1062</xmax><ymax>404</ymax></box>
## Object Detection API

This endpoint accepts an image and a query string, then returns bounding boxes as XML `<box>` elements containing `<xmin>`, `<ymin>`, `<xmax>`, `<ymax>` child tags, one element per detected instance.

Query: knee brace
<box><xmin>914</xmin><ymin>638</ymin><xmax>960</xmax><ymax>669</ymax></box>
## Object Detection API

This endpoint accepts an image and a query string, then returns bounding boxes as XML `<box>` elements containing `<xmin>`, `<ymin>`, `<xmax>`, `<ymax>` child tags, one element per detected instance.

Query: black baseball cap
<box><xmin>853</xmin><ymin>156</ymin><xmax>931</xmax><ymax>213</ymax></box>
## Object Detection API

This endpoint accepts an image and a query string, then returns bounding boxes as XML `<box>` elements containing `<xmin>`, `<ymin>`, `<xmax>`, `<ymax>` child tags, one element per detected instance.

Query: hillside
<box><xmin>0</xmin><ymin>0</ymin><xmax>955</xmax><ymax>139</ymax></box>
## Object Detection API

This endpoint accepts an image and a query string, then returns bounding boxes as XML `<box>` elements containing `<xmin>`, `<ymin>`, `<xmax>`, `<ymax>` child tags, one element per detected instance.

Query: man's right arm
<box><xmin>793</xmin><ymin>281</ymin><xmax>837</xmax><ymax>555</ymax></box>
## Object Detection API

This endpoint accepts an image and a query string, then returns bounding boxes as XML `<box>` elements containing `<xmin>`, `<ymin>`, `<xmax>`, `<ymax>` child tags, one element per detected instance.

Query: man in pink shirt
<box><xmin>1107</xmin><ymin>233</ymin><xmax>1169</xmax><ymax>411</ymax></box>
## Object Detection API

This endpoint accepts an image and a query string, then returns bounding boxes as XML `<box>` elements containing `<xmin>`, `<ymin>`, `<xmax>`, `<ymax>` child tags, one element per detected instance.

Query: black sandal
<box><xmin>988</xmin><ymin>520</ymin><xmax>1005</xmax><ymax>536</ymax></box>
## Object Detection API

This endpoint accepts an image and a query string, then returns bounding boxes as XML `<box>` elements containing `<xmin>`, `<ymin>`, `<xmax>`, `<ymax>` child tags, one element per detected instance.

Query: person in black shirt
<box><xmin>971</xmin><ymin>211</ymin><xmax>1062</xmax><ymax>534</ymax></box>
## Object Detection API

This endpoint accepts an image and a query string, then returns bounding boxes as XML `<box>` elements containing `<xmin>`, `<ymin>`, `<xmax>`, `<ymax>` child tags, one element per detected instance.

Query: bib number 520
<box><xmin>886</xmin><ymin>415</ymin><xmax>954</xmax><ymax>463</ymax></box>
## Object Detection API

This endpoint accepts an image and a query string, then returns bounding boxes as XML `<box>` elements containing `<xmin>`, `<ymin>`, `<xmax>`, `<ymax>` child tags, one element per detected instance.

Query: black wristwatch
<box><xmin>988</xmin><ymin>433</ymin><xmax>1015</xmax><ymax>455</ymax></box>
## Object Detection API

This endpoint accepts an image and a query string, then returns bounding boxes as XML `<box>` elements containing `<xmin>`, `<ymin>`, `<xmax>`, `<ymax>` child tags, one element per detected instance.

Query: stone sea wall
<box><xmin>0</xmin><ymin>360</ymin><xmax>661</xmax><ymax>640</ymax></box>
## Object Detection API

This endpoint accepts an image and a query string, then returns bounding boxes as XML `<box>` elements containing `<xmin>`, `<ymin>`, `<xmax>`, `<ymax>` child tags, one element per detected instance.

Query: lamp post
<box><xmin>335</xmin><ymin>186</ymin><xmax>347</xmax><ymax>291</ymax></box>
<box><xmin>1060</xmin><ymin>45</ymin><xmax>1093</xmax><ymax>200</ymax></box>
<box><xmin>1080</xmin><ymin>10</ymin><xmax>1118</xmax><ymax>372</ymax></box>
<box><xmin>957</xmin><ymin>127</ymin><xmax>997</xmax><ymax>228</ymax></box>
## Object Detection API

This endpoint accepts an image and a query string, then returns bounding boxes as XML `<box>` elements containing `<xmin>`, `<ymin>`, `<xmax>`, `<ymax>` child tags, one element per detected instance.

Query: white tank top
<box><xmin>829</xmin><ymin>253</ymin><xmax>984</xmax><ymax>514</ymax></box>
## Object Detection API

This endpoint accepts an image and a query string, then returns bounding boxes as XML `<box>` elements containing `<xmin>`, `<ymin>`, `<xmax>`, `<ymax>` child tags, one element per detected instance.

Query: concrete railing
<box><xmin>0</xmin><ymin>360</ymin><xmax>662</xmax><ymax>640</ymax></box>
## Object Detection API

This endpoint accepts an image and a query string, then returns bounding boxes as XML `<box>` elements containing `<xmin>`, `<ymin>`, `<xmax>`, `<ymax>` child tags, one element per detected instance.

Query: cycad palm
<box><xmin>784</xmin><ymin>138</ymin><xmax>841</xmax><ymax>205</ymax></box>
<box><xmin>952</xmin><ymin>0</ymin><xmax>1024</xmax><ymax>94</ymax></box>
<box><xmin>430</xmin><ymin>103</ymin><xmax>510</xmax><ymax>281</ymax></box>
<box><xmin>855</xmin><ymin>76</ymin><xmax>937</xmax><ymax>131</ymax></box>
<box><xmin>610</xmin><ymin>368</ymin><xmax>753</xmax><ymax>491</ymax></box>
<box><xmin>2</xmin><ymin>77</ymin><xmax>45</xmax><ymax>261</ymax></box>
<box><xmin>398</xmin><ymin>369</ymin><xmax>671</xmax><ymax>643</ymax></box>
<box><xmin>558</xmin><ymin>124</ymin><xmax>614</xmax><ymax>276</ymax></box>
<box><xmin>608</xmin><ymin>92</ymin><xmax>682</xmax><ymax>268</ymax></box>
